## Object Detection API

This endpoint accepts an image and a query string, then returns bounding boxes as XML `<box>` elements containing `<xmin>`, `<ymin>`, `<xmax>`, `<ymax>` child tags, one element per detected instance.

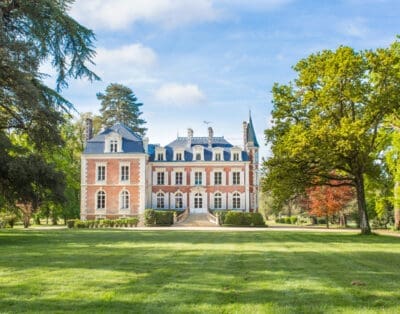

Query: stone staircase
<box><xmin>175</xmin><ymin>213</ymin><xmax>217</xmax><ymax>227</ymax></box>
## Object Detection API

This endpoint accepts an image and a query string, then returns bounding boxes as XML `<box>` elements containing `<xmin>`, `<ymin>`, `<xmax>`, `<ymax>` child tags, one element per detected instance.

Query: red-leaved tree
<box><xmin>307</xmin><ymin>184</ymin><xmax>354</xmax><ymax>228</ymax></box>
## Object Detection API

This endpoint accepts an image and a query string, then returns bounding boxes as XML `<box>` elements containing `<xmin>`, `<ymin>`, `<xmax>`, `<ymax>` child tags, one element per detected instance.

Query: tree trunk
<box><xmin>326</xmin><ymin>214</ymin><xmax>329</xmax><ymax>229</ymax></box>
<box><xmin>355</xmin><ymin>172</ymin><xmax>371</xmax><ymax>235</ymax></box>
<box><xmin>394</xmin><ymin>181</ymin><xmax>400</xmax><ymax>230</ymax></box>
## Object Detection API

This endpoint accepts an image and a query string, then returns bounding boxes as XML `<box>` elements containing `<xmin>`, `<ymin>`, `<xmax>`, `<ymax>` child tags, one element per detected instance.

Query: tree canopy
<box><xmin>98</xmin><ymin>83</ymin><xmax>147</xmax><ymax>136</ymax></box>
<box><xmin>0</xmin><ymin>0</ymin><xmax>98</xmax><ymax>224</ymax></box>
<box><xmin>263</xmin><ymin>41</ymin><xmax>400</xmax><ymax>234</ymax></box>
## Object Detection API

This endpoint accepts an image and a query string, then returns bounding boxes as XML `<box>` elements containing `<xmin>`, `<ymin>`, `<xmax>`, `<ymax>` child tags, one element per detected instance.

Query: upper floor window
<box><xmin>233</xmin><ymin>172</ymin><xmax>240</xmax><ymax>185</ymax></box>
<box><xmin>194</xmin><ymin>172</ymin><xmax>202</xmax><ymax>185</ymax></box>
<box><xmin>157</xmin><ymin>172</ymin><xmax>165</xmax><ymax>185</ymax></box>
<box><xmin>156</xmin><ymin>192</ymin><xmax>165</xmax><ymax>209</ymax></box>
<box><xmin>215</xmin><ymin>153</ymin><xmax>221</xmax><ymax>161</ymax></box>
<box><xmin>214</xmin><ymin>172</ymin><xmax>222</xmax><ymax>185</ymax></box>
<box><xmin>120</xmin><ymin>165</ymin><xmax>129</xmax><ymax>182</ymax></box>
<box><xmin>110</xmin><ymin>140</ymin><xmax>118</xmax><ymax>153</ymax></box>
<box><xmin>233</xmin><ymin>192</ymin><xmax>240</xmax><ymax>209</ymax></box>
<box><xmin>157</xmin><ymin>153</ymin><xmax>164</xmax><ymax>161</ymax></box>
<box><xmin>175</xmin><ymin>172</ymin><xmax>183</xmax><ymax>185</ymax></box>
<box><xmin>232</xmin><ymin>152</ymin><xmax>240</xmax><ymax>161</ymax></box>
<box><xmin>195</xmin><ymin>153</ymin><xmax>201</xmax><ymax>161</ymax></box>
<box><xmin>176</xmin><ymin>153</ymin><xmax>182</xmax><ymax>161</ymax></box>
<box><xmin>96</xmin><ymin>191</ymin><xmax>106</xmax><ymax>209</ymax></box>
<box><xmin>97</xmin><ymin>165</ymin><xmax>105</xmax><ymax>182</ymax></box>
<box><xmin>120</xmin><ymin>190</ymin><xmax>129</xmax><ymax>210</ymax></box>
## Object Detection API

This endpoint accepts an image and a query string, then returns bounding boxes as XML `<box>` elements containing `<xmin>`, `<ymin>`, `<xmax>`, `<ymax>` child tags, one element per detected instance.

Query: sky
<box><xmin>50</xmin><ymin>0</ymin><xmax>400</xmax><ymax>160</ymax></box>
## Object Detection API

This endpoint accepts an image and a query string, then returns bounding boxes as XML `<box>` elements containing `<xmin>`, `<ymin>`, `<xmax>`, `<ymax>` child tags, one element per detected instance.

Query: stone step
<box><xmin>176</xmin><ymin>213</ymin><xmax>217</xmax><ymax>227</ymax></box>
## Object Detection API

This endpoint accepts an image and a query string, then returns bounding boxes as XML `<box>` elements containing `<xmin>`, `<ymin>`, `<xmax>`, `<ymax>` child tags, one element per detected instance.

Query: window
<box><xmin>97</xmin><ymin>165</ymin><xmax>105</xmax><ymax>182</ymax></box>
<box><xmin>194</xmin><ymin>193</ymin><xmax>202</xmax><ymax>208</ymax></box>
<box><xmin>120</xmin><ymin>190</ymin><xmax>129</xmax><ymax>210</ymax></box>
<box><xmin>96</xmin><ymin>191</ymin><xmax>105</xmax><ymax>209</ymax></box>
<box><xmin>215</xmin><ymin>153</ymin><xmax>221</xmax><ymax>161</ymax></box>
<box><xmin>175</xmin><ymin>193</ymin><xmax>183</xmax><ymax>209</ymax></box>
<box><xmin>233</xmin><ymin>192</ymin><xmax>240</xmax><ymax>209</ymax></box>
<box><xmin>214</xmin><ymin>172</ymin><xmax>222</xmax><ymax>185</ymax></box>
<box><xmin>176</xmin><ymin>153</ymin><xmax>182</xmax><ymax>161</ymax></box>
<box><xmin>233</xmin><ymin>152</ymin><xmax>239</xmax><ymax>161</ymax></box>
<box><xmin>157</xmin><ymin>153</ymin><xmax>164</xmax><ymax>161</ymax></box>
<box><xmin>120</xmin><ymin>165</ymin><xmax>129</xmax><ymax>182</ymax></box>
<box><xmin>195</xmin><ymin>153</ymin><xmax>201</xmax><ymax>161</ymax></box>
<box><xmin>194</xmin><ymin>172</ymin><xmax>202</xmax><ymax>185</ymax></box>
<box><xmin>110</xmin><ymin>140</ymin><xmax>118</xmax><ymax>152</ymax></box>
<box><xmin>156</xmin><ymin>192</ymin><xmax>165</xmax><ymax>209</ymax></box>
<box><xmin>214</xmin><ymin>192</ymin><xmax>222</xmax><ymax>209</ymax></box>
<box><xmin>175</xmin><ymin>172</ymin><xmax>183</xmax><ymax>185</ymax></box>
<box><xmin>157</xmin><ymin>172</ymin><xmax>165</xmax><ymax>185</ymax></box>
<box><xmin>233</xmin><ymin>172</ymin><xmax>240</xmax><ymax>185</ymax></box>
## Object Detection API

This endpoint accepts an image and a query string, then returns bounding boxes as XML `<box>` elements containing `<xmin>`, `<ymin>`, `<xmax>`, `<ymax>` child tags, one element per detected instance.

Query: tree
<box><xmin>263</xmin><ymin>41</ymin><xmax>400</xmax><ymax>234</ymax></box>
<box><xmin>0</xmin><ymin>0</ymin><xmax>98</xmax><ymax>222</ymax></box>
<box><xmin>98</xmin><ymin>83</ymin><xmax>147</xmax><ymax>135</ymax></box>
<box><xmin>307</xmin><ymin>184</ymin><xmax>354</xmax><ymax>228</ymax></box>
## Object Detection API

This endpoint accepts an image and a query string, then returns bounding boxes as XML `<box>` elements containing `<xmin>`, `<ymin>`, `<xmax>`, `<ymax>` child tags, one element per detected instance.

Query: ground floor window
<box><xmin>157</xmin><ymin>192</ymin><xmax>165</xmax><ymax>209</ymax></box>
<box><xmin>214</xmin><ymin>193</ymin><xmax>222</xmax><ymax>209</ymax></box>
<box><xmin>97</xmin><ymin>191</ymin><xmax>105</xmax><ymax>209</ymax></box>
<box><xmin>120</xmin><ymin>190</ymin><xmax>129</xmax><ymax>209</ymax></box>
<box><xmin>175</xmin><ymin>193</ymin><xmax>183</xmax><ymax>209</ymax></box>
<box><xmin>233</xmin><ymin>192</ymin><xmax>240</xmax><ymax>209</ymax></box>
<box><xmin>194</xmin><ymin>193</ymin><xmax>203</xmax><ymax>208</ymax></box>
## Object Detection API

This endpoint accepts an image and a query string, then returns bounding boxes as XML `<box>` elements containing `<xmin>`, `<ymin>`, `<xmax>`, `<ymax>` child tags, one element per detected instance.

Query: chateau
<box><xmin>80</xmin><ymin>116</ymin><xmax>259</xmax><ymax>220</ymax></box>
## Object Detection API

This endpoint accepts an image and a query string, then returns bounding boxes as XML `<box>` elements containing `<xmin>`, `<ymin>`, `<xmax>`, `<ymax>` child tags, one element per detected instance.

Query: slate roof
<box><xmin>84</xmin><ymin>123</ymin><xmax>144</xmax><ymax>154</ymax></box>
<box><xmin>246</xmin><ymin>115</ymin><xmax>259</xmax><ymax>147</ymax></box>
<box><xmin>148</xmin><ymin>136</ymin><xmax>249</xmax><ymax>162</ymax></box>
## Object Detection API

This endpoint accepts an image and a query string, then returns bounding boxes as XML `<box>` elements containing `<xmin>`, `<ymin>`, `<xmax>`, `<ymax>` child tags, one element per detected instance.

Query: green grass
<box><xmin>0</xmin><ymin>230</ymin><xmax>399</xmax><ymax>313</ymax></box>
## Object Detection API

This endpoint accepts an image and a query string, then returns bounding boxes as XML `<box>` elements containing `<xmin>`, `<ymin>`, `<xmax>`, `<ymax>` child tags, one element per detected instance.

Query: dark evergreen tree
<box><xmin>98</xmin><ymin>83</ymin><xmax>147</xmax><ymax>135</ymax></box>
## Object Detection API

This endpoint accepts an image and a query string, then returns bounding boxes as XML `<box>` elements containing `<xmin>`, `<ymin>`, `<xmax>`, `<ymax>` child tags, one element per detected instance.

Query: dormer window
<box><xmin>233</xmin><ymin>153</ymin><xmax>239</xmax><ymax>161</ymax></box>
<box><xmin>230</xmin><ymin>147</ymin><xmax>242</xmax><ymax>161</ymax></box>
<box><xmin>193</xmin><ymin>145</ymin><xmax>204</xmax><ymax>161</ymax></box>
<box><xmin>196</xmin><ymin>153</ymin><xmax>201</xmax><ymax>161</ymax></box>
<box><xmin>174</xmin><ymin>149</ymin><xmax>185</xmax><ymax>161</ymax></box>
<box><xmin>155</xmin><ymin>147</ymin><xmax>166</xmax><ymax>161</ymax></box>
<box><xmin>110</xmin><ymin>140</ymin><xmax>118</xmax><ymax>152</ymax></box>
<box><xmin>176</xmin><ymin>153</ymin><xmax>182</xmax><ymax>161</ymax></box>
<box><xmin>215</xmin><ymin>153</ymin><xmax>221</xmax><ymax>161</ymax></box>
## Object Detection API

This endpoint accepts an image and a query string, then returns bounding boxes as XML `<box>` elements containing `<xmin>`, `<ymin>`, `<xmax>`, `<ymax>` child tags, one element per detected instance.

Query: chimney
<box><xmin>187</xmin><ymin>128</ymin><xmax>193</xmax><ymax>147</ymax></box>
<box><xmin>208</xmin><ymin>127</ymin><xmax>213</xmax><ymax>148</ymax></box>
<box><xmin>85</xmin><ymin>118</ymin><xmax>93</xmax><ymax>142</ymax></box>
<box><xmin>143</xmin><ymin>137</ymin><xmax>149</xmax><ymax>153</ymax></box>
<box><xmin>243</xmin><ymin>121</ymin><xmax>248</xmax><ymax>150</ymax></box>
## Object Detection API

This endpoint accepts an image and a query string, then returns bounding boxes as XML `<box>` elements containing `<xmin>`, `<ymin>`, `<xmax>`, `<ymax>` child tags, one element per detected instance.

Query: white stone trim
<box><xmin>104</xmin><ymin>132</ymin><xmax>123</xmax><ymax>153</ymax></box>
<box><xmin>119</xmin><ymin>161</ymin><xmax>130</xmax><ymax>184</ymax></box>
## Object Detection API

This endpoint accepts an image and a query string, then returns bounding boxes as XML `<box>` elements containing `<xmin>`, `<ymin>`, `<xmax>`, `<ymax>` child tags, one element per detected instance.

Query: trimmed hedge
<box><xmin>275</xmin><ymin>216</ymin><xmax>298</xmax><ymax>224</ymax></box>
<box><xmin>215</xmin><ymin>211</ymin><xmax>265</xmax><ymax>227</ymax></box>
<box><xmin>144</xmin><ymin>209</ymin><xmax>174</xmax><ymax>226</ymax></box>
<box><xmin>69</xmin><ymin>217</ymin><xmax>139</xmax><ymax>229</ymax></box>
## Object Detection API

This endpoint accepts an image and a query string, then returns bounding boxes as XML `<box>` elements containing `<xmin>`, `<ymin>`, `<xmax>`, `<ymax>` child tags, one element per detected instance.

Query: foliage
<box><xmin>154</xmin><ymin>211</ymin><xmax>174</xmax><ymax>226</ymax></box>
<box><xmin>144</xmin><ymin>209</ymin><xmax>156</xmax><ymax>226</ymax></box>
<box><xmin>0</xmin><ymin>213</ymin><xmax>17</xmax><ymax>228</ymax></box>
<box><xmin>98</xmin><ymin>83</ymin><xmax>147</xmax><ymax>135</ymax></box>
<box><xmin>66</xmin><ymin>219</ymin><xmax>75</xmax><ymax>229</ymax></box>
<box><xmin>263</xmin><ymin>41</ymin><xmax>400</xmax><ymax>234</ymax></box>
<box><xmin>223</xmin><ymin>211</ymin><xmax>265</xmax><ymax>226</ymax></box>
<box><xmin>307</xmin><ymin>183</ymin><xmax>354</xmax><ymax>228</ymax></box>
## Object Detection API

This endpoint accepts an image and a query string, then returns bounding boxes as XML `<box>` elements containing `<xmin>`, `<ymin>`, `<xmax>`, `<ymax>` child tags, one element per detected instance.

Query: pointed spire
<box><xmin>246</xmin><ymin>112</ymin><xmax>259</xmax><ymax>148</ymax></box>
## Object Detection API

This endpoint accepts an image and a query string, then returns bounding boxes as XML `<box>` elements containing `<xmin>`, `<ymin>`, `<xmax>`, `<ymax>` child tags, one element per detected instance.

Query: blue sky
<box><xmin>53</xmin><ymin>0</ymin><xmax>400</xmax><ymax>159</ymax></box>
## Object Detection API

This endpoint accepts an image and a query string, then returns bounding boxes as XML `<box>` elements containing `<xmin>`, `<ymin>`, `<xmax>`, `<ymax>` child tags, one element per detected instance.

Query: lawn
<box><xmin>0</xmin><ymin>230</ymin><xmax>399</xmax><ymax>313</ymax></box>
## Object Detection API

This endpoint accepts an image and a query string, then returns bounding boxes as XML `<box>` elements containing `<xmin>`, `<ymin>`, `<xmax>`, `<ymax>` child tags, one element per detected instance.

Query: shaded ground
<box><xmin>0</xmin><ymin>230</ymin><xmax>399</xmax><ymax>313</ymax></box>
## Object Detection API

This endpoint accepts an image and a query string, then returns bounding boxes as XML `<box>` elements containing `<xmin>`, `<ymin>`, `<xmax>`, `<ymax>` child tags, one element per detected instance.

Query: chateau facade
<box><xmin>80</xmin><ymin>117</ymin><xmax>259</xmax><ymax>220</ymax></box>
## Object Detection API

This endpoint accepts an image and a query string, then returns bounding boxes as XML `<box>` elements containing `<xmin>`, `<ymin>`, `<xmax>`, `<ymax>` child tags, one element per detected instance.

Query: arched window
<box><xmin>194</xmin><ymin>193</ymin><xmax>203</xmax><ymax>209</ymax></box>
<box><xmin>214</xmin><ymin>192</ymin><xmax>222</xmax><ymax>209</ymax></box>
<box><xmin>97</xmin><ymin>191</ymin><xmax>106</xmax><ymax>209</ymax></box>
<box><xmin>175</xmin><ymin>192</ymin><xmax>183</xmax><ymax>209</ymax></box>
<box><xmin>233</xmin><ymin>192</ymin><xmax>240</xmax><ymax>209</ymax></box>
<box><xmin>120</xmin><ymin>190</ymin><xmax>129</xmax><ymax>210</ymax></box>
<box><xmin>156</xmin><ymin>192</ymin><xmax>165</xmax><ymax>209</ymax></box>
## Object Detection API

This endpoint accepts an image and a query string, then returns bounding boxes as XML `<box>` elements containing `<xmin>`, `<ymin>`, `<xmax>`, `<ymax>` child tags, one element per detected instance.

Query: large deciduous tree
<box><xmin>0</xmin><ymin>0</ymin><xmax>98</xmax><ymax>221</ymax></box>
<box><xmin>263</xmin><ymin>41</ymin><xmax>400</xmax><ymax>235</ymax></box>
<box><xmin>98</xmin><ymin>83</ymin><xmax>147</xmax><ymax>135</ymax></box>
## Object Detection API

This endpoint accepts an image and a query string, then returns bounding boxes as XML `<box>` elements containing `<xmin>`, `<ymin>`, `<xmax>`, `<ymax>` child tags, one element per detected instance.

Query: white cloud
<box><xmin>154</xmin><ymin>83</ymin><xmax>205</xmax><ymax>106</ymax></box>
<box><xmin>70</xmin><ymin>0</ymin><xmax>217</xmax><ymax>30</ymax></box>
<box><xmin>337</xmin><ymin>18</ymin><xmax>369</xmax><ymax>38</ymax></box>
<box><xmin>96</xmin><ymin>43</ymin><xmax>157</xmax><ymax>68</ymax></box>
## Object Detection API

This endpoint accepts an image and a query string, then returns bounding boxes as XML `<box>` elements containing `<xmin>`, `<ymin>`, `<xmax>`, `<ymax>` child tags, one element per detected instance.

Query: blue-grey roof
<box><xmin>84</xmin><ymin>123</ymin><xmax>144</xmax><ymax>154</ymax></box>
<box><xmin>148</xmin><ymin>136</ymin><xmax>249</xmax><ymax>162</ymax></box>
<box><xmin>246</xmin><ymin>115</ymin><xmax>259</xmax><ymax>147</ymax></box>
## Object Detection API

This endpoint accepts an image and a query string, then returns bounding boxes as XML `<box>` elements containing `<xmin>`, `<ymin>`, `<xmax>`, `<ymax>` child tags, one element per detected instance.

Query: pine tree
<box><xmin>98</xmin><ymin>83</ymin><xmax>147</xmax><ymax>136</ymax></box>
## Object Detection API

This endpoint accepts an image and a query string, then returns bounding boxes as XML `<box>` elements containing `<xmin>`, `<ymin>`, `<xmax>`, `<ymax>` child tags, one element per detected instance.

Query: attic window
<box><xmin>215</xmin><ymin>153</ymin><xmax>221</xmax><ymax>161</ymax></box>
<box><xmin>195</xmin><ymin>153</ymin><xmax>201</xmax><ymax>161</ymax></box>
<box><xmin>110</xmin><ymin>140</ymin><xmax>118</xmax><ymax>153</ymax></box>
<box><xmin>157</xmin><ymin>153</ymin><xmax>164</xmax><ymax>161</ymax></box>
<box><xmin>233</xmin><ymin>153</ymin><xmax>239</xmax><ymax>161</ymax></box>
<box><xmin>176</xmin><ymin>153</ymin><xmax>182</xmax><ymax>161</ymax></box>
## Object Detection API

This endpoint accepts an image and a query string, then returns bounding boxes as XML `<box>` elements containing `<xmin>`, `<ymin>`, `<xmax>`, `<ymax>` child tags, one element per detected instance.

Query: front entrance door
<box><xmin>191</xmin><ymin>192</ymin><xmax>206</xmax><ymax>213</ymax></box>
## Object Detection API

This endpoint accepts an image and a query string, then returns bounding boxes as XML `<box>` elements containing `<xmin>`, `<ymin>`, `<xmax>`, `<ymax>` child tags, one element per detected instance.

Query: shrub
<box><xmin>144</xmin><ymin>209</ymin><xmax>156</xmax><ymax>226</ymax></box>
<box><xmin>290</xmin><ymin>216</ymin><xmax>298</xmax><ymax>225</ymax></box>
<box><xmin>285</xmin><ymin>217</ymin><xmax>292</xmax><ymax>224</ymax></box>
<box><xmin>318</xmin><ymin>218</ymin><xmax>326</xmax><ymax>225</ymax></box>
<box><xmin>223</xmin><ymin>211</ymin><xmax>265</xmax><ymax>227</ymax></box>
<box><xmin>75</xmin><ymin>220</ymin><xmax>86</xmax><ymax>228</ymax></box>
<box><xmin>155</xmin><ymin>211</ymin><xmax>174</xmax><ymax>226</ymax></box>
<box><xmin>67</xmin><ymin>219</ymin><xmax>75</xmax><ymax>229</ymax></box>
<box><xmin>250</xmin><ymin>212</ymin><xmax>265</xmax><ymax>226</ymax></box>
<box><xmin>127</xmin><ymin>217</ymin><xmax>139</xmax><ymax>227</ymax></box>
<box><xmin>214</xmin><ymin>210</ymin><xmax>228</xmax><ymax>225</ymax></box>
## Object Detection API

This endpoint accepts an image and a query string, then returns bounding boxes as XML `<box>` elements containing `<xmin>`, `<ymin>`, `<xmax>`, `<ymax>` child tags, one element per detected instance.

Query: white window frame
<box><xmin>175</xmin><ymin>172</ymin><xmax>183</xmax><ymax>185</ymax></box>
<box><xmin>233</xmin><ymin>171</ymin><xmax>240</xmax><ymax>185</ymax></box>
<box><xmin>119</xmin><ymin>190</ymin><xmax>129</xmax><ymax>210</ymax></box>
<box><xmin>96</xmin><ymin>163</ymin><xmax>106</xmax><ymax>183</ymax></box>
<box><xmin>232</xmin><ymin>192</ymin><xmax>241</xmax><ymax>209</ymax></box>
<box><xmin>214</xmin><ymin>172</ymin><xmax>222</xmax><ymax>185</ymax></box>
<box><xmin>194</xmin><ymin>171</ymin><xmax>203</xmax><ymax>185</ymax></box>
<box><xmin>120</xmin><ymin>162</ymin><xmax>130</xmax><ymax>183</ymax></box>
<box><xmin>156</xmin><ymin>192</ymin><xmax>165</xmax><ymax>209</ymax></box>
<box><xmin>214</xmin><ymin>192</ymin><xmax>222</xmax><ymax>209</ymax></box>
<box><xmin>174</xmin><ymin>149</ymin><xmax>185</xmax><ymax>161</ymax></box>
<box><xmin>230</xmin><ymin>147</ymin><xmax>242</xmax><ymax>161</ymax></box>
<box><xmin>175</xmin><ymin>192</ymin><xmax>183</xmax><ymax>209</ymax></box>
<box><xmin>192</xmin><ymin>145</ymin><xmax>204</xmax><ymax>161</ymax></box>
<box><xmin>155</xmin><ymin>147</ymin><xmax>166</xmax><ymax>161</ymax></box>
<box><xmin>157</xmin><ymin>172</ymin><xmax>165</xmax><ymax>185</ymax></box>
<box><xmin>96</xmin><ymin>190</ymin><xmax>106</xmax><ymax>210</ymax></box>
